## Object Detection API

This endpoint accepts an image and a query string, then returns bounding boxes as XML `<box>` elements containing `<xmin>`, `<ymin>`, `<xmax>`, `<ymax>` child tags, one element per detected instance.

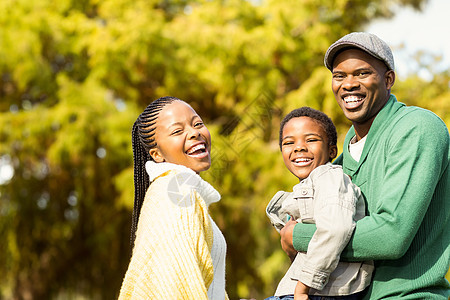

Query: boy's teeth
<box><xmin>294</xmin><ymin>158</ymin><xmax>310</xmax><ymax>163</ymax></box>
<box><xmin>344</xmin><ymin>95</ymin><xmax>362</xmax><ymax>103</ymax></box>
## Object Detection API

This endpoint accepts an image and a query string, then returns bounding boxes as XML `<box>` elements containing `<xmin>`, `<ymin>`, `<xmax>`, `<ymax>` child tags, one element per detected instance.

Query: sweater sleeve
<box><xmin>294</xmin><ymin>110</ymin><xmax>449</xmax><ymax>261</ymax></box>
<box><xmin>118</xmin><ymin>174</ymin><xmax>214</xmax><ymax>299</ymax></box>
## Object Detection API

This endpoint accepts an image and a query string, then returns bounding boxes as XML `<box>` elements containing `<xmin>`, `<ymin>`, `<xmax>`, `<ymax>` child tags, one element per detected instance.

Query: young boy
<box><xmin>265</xmin><ymin>107</ymin><xmax>373</xmax><ymax>300</ymax></box>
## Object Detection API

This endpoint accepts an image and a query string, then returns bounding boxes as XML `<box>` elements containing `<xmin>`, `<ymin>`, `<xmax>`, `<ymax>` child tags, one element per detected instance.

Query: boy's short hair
<box><xmin>279</xmin><ymin>107</ymin><xmax>337</xmax><ymax>150</ymax></box>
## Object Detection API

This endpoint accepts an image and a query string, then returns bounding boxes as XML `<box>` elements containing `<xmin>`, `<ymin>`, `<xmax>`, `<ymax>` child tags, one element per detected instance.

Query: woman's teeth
<box><xmin>187</xmin><ymin>144</ymin><xmax>205</xmax><ymax>155</ymax></box>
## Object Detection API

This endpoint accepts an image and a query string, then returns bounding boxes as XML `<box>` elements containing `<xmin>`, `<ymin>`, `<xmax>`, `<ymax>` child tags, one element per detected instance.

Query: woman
<box><xmin>118</xmin><ymin>96</ymin><xmax>228</xmax><ymax>299</ymax></box>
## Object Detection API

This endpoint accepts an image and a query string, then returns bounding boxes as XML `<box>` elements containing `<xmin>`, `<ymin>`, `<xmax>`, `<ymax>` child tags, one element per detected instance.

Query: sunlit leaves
<box><xmin>1</xmin><ymin>0</ymin><xmax>440</xmax><ymax>298</ymax></box>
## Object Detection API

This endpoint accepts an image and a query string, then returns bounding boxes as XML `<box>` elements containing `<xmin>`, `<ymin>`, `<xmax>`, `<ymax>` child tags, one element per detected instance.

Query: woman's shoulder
<box><xmin>146</xmin><ymin>161</ymin><xmax>221</xmax><ymax>206</ymax></box>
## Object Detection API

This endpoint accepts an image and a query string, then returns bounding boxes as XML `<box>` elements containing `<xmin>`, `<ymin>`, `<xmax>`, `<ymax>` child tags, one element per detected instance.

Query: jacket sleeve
<box><xmin>293</xmin><ymin>168</ymin><xmax>357</xmax><ymax>290</ymax></box>
<box><xmin>294</xmin><ymin>110</ymin><xmax>449</xmax><ymax>261</ymax></box>
<box><xmin>266</xmin><ymin>191</ymin><xmax>291</xmax><ymax>233</ymax></box>
<box><xmin>118</xmin><ymin>175</ymin><xmax>214</xmax><ymax>299</ymax></box>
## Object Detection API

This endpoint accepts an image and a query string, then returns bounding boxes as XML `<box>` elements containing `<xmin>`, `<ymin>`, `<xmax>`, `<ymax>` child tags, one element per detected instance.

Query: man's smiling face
<box><xmin>331</xmin><ymin>48</ymin><xmax>395</xmax><ymax>133</ymax></box>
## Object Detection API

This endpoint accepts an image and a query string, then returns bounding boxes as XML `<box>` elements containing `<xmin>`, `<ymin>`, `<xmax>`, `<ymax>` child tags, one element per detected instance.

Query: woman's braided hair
<box><xmin>130</xmin><ymin>96</ymin><xmax>178</xmax><ymax>251</ymax></box>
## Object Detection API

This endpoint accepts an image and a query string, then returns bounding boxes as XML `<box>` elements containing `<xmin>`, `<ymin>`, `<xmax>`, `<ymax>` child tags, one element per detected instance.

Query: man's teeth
<box><xmin>187</xmin><ymin>144</ymin><xmax>205</xmax><ymax>155</ymax></box>
<box><xmin>344</xmin><ymin>95</ymin><xmax>363</xmax><ymax>103</ymax></box>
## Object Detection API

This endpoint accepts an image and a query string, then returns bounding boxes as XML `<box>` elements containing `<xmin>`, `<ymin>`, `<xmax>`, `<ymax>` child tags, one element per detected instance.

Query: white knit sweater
<box><xmin>118</xmin><ymin>162</ymin><xmax>227</xmax><ymax>299</ymax></box>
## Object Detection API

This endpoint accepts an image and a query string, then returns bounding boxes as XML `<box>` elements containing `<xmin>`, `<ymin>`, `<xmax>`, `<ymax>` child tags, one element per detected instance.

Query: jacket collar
<box><xmin>145</xmin><ymin>161</ymin><xmax>221</xmax><ymax>206</ymax></box>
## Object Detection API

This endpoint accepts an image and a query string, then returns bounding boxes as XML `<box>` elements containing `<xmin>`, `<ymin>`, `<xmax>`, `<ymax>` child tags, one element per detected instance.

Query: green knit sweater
<box><xmin>293</xmin><ymin>95</ymin><xmax>450</xmax><ymax>299</ymax></box>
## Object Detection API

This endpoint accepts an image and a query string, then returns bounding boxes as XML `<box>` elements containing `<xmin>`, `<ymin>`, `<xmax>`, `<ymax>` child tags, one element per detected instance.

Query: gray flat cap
<box><xmin>324</xmin><ymin>32</ymin><xmax>395</xmax><ymax>71</ymax></box>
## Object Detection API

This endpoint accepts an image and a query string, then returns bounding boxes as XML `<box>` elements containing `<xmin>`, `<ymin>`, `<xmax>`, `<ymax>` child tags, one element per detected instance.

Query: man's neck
<box><xmin>352</xmin><ymin>118</ymin><xmax>374</xmax><ymax>141</ymax></box>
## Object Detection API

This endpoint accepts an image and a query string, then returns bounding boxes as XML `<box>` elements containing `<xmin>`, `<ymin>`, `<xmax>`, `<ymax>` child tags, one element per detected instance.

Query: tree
<box><xmin>1</xmin><ymin>0</ymin><xmax>441</xmax><ymax>299</ymax></box>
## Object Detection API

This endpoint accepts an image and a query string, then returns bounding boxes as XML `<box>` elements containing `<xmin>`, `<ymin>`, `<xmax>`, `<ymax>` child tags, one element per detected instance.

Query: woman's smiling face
<box><xmin>149</xmin><ymin>101</ymin><xmax>211</xmax><ymax>173</ymax></box>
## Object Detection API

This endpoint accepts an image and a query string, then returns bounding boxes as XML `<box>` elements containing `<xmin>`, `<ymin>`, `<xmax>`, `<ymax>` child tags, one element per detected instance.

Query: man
<box><xmin>280</xmin><ymin>32</ymin><xmax>450</xmax><ymax>299</ymax></box>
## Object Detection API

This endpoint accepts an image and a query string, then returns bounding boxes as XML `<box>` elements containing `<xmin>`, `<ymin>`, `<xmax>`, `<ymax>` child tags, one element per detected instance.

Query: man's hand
<box><xmin>280</xmin><ymin>219</ymin><xmax>298</xmax><ymax>262</ymax></box>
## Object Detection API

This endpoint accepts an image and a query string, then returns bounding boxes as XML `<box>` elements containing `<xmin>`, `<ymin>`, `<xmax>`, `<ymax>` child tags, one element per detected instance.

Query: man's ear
<box><xmin>149</xmin><ymin>148</ymin><xmax>165</xmax><ymax>163</ymax></box>
<box><xmin>385</xmin><ymin>70</ymin><xmax>395</xmax><ymax>90</ymax></box>
<box><xmin>329</xmin><ymin>145</ymin><xmax>338</xmax><ymax>161</ymax></box>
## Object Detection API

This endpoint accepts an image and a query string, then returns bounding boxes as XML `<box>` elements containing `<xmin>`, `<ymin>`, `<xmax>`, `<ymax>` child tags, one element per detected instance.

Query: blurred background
<box><xmin>0</xmin><ymin>0</ymin><xmax>449</xmax><ymax>299</ymax></box>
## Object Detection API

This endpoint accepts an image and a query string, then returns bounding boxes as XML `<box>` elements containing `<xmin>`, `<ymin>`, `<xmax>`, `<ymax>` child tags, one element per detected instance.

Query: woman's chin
<box><xmin>190</xmin><ymin>159</ymin><xmax>211</xmax><ymax>173</ymax></box>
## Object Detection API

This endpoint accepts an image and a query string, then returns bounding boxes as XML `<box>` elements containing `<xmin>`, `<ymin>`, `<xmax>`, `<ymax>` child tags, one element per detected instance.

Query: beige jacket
<box><xmin>266</xmin><ymin>163</ymin><xmax>373</xmax><ymax>296</ymax></box>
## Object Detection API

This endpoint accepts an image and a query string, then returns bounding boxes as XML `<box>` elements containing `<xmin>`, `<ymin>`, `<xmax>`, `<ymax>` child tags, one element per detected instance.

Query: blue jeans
<box><xmin>264</xmin><ymin>296</ymin><xmax>294</xmax><ymax>300</ymax></box>
<box><xmin>264</xmin><ymin>294</ymin><xmax>361</xmax><ymax>300</ymax></box>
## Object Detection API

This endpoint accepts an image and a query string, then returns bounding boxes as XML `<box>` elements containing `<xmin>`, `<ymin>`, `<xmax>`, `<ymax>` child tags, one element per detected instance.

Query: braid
<box><xmin>130</xmin><ymin>122</ymin><xmax>150</xmax><ymax>251</ymax></box>
<box><xmin>130</xmin><ymin>96</ymin><xmax>179</xmax><ymax>253</ymax></box>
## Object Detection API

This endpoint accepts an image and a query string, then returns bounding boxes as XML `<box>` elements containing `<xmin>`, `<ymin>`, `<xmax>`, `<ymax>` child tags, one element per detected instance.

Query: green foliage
<box><xmin>1</xmin><ymin>0</ymin><xmax>446</xmax><ymax>299</ymax></box>
<box><xmin>392</xmin><ymin>70</ymin><xmax>450</xmax><ymax>125</ymax></box>
<box><xmin>0</xmin><ymin>73</ymin><xmax>138</xmax><ymax>299</ymax></box>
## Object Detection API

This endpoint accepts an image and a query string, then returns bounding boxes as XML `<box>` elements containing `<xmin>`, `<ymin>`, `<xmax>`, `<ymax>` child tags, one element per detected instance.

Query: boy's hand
<box><xmin>294</xmin><ymin>280</ymin><xmax>310</xmax><ymax>300</ymax></box>
<box><xmin>294</xmin><ymin>294</ymin><xmax>309</xmax><ymax>300</ymax></box>
<box><xmin>280</xmin><ymin>219</ymin><xmax>298</xmax><ymax>262</ymax></box>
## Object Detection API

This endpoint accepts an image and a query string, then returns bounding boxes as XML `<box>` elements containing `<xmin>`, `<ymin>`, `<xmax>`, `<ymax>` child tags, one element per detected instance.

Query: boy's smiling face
<box><xmin>281</xmin><ymin>116</ymin><xmax>337</xmax><ymax>181</ymax></box>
